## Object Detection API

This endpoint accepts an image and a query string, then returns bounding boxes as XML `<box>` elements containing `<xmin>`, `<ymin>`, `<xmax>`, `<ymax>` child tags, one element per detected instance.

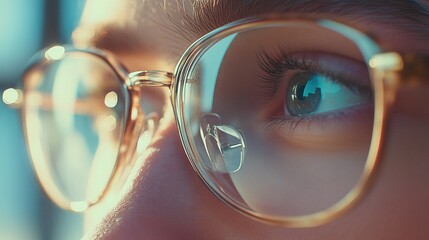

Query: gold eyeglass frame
<box><xmin>7</xmin><ymin>16</ymin><xmax>429</xmax><ymax>228</ymax></box>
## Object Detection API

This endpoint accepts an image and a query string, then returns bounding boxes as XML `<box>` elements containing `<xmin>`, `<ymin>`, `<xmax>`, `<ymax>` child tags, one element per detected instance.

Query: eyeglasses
<box><xmin>10</xmin><ymin>16</ymin><xmax>429</xmax><ymax>228</ymax></box>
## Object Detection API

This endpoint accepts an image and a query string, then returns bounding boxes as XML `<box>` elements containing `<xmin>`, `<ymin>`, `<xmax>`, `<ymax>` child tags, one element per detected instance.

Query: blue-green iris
<box><xmin>286</xmin><ymin>72</ymin><xmax>367</xmax><ymax>116</ymax></box>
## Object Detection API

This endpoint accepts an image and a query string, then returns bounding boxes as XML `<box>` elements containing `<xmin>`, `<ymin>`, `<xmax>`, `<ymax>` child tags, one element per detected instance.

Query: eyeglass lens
<box><xmin>23</xmin><ymin>53</ymin><xmax>128</xmax><ymax>204</ymax></box>
<box><xmin>179</xmin><ymin>21</ymin><xmax>376</xmax><ymax>217</ymax></box>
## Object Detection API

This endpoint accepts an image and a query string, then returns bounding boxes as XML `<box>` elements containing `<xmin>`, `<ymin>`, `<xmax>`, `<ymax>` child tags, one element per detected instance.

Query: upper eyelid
<box><xmin>257</xmin><ymin>50</ymin><xmax>372</xmax><ymax>97</ymax></box>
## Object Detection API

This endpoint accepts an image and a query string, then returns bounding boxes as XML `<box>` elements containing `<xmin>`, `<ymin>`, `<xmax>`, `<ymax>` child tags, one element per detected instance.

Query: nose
<box><xmin>80</xmin><ymin>104</ymin><xmax>275</xmax><ymax>239</ymax></box>
<box><xmin>82</xmin><ymin>107</ymin><xmax>202</xmax><ymax>238</ymax></box>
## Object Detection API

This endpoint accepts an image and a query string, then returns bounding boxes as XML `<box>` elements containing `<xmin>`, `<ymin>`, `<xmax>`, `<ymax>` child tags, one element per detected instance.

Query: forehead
<box><xmin>74</xmin><ymin>0</ymin><xmax>429</xmax><ymax>71</ymax></box>
<box><xmin>74</xmin><ymin>0</ymin><xmax>186</xmax><ymax>70</ymax></box>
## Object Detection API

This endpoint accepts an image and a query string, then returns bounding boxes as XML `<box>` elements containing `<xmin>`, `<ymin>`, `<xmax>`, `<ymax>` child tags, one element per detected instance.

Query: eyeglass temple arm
<box><xmin>401</xmin><ymin>54</ymin><xmax>429</xmax><ymax>83</ymax></box>
<box><xmin>369</xmin><ymin>53</ymin><xmax>429</xmax><ymax>106</ymax></box>
<box><xmin>370</xmin><ymin>53</ymin><xmax>429</xmax><ymax>83</ymax></box>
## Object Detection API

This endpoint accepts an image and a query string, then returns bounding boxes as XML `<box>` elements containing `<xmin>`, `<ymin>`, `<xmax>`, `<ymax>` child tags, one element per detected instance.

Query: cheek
<box><xmin>349</xmin><ymin>111</ymin><xmax>429</xmax><ymax>238</ymax></box>
<box><xmin>383</xmin><ymin>116</ymin><xmax>429</xmax><ymax>196</ymax></box>
<box><xmin>337</xmin><ymin>84</ymin><xmax>429</xmax><ymax>238</ymax></box>
<box><xmin>226</xmin><ymin>112</ymin><xmax>373</xmax><ymax>217</ymax></box>
<box><xmin>84</xmin><ymin>194</ymin><xmax>116</xmax><ymax>231</ymax></box>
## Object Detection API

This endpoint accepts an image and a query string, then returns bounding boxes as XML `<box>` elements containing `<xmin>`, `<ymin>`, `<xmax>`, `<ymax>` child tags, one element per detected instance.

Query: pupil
<box><xmin>296</xmin><ymin>85</ymin><xmax>306</xmax><ymax>101</ymax></box>
<box><xmin>286</xmin><ymin>72</ymin><xmax>322</xmax><ymax>116</ymax></box>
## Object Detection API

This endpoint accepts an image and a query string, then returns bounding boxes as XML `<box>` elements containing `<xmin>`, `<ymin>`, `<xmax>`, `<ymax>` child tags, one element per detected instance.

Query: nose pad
<box><xmin>200</xmin><ymin>113</ymin><xmax>246</xmax><ymax>173</ymax></box>
<box><xmin>114</xmin><ymin>110</ymin><xmax>160</xmax><ymax>189</ymax></box>
<box><xmin>136</xmin><ymin>112</ymin><xmax>159</xmax><ymax>153</ymax></box>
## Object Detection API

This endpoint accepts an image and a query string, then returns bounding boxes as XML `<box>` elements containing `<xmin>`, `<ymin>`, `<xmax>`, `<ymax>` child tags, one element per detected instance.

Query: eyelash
<box><xmin>263</xmin><ymin>109</ymin><xmax>354</xmax><ymax>134</ymax></box>
<box><xmin>257</xmin><ymin>48</ymin><xmax>346</xmax><ymax>98</ymax></box>
<box><xmin>257</xmin><ymin>47</ymin><xmax>373</xmax><ymax>102</ymax></box>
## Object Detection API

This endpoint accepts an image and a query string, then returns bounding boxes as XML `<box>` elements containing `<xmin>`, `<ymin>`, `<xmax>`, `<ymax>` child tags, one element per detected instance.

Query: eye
<box><xmin>255</xmin><ymin>51</ymin><xmax>375</xmax><ymax>149</ymax></box>
<box><xmin>285</xmin><ymin>71</ymin><xmax>370</xmax><ymax>117</ymax></box>
<box><xmin>258</xmin><ymin>50</ymin><xmax>372</xmax><ymax>122</ymax></box>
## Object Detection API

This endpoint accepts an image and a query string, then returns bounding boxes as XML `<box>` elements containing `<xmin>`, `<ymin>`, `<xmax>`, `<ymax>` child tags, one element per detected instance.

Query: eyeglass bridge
<box><xmin>128</xmin><ymin>70</ymin><xmax>173</xmax><ymax>88</ymax></box>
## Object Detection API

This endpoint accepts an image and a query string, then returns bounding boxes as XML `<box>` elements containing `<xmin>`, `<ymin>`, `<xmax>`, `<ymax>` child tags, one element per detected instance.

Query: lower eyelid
<box><xmin>263</xmin><ymin>104</ymin><xmax>374</xmax><ymax>151</ymax></box>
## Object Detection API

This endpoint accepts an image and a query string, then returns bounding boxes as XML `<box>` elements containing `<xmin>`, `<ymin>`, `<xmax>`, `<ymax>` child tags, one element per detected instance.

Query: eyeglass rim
<box><xmin>20</xmin><ymin>47</ymin><xmax>136</xmax><ymax>211</ymax></box>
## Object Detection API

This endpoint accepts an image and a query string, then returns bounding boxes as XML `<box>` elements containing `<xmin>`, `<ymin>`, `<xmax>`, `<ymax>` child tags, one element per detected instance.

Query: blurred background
<box><xmin>0</xmin><ymin>0</ymin><xmax>86</xmax><ymax>239</ymax></box>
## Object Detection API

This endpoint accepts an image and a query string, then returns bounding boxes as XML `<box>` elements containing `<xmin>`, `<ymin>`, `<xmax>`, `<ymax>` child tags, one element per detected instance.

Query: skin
<box><xmin>70</xmin><ymin>0</ymin><xmax>429</xmax><ymax>239</ymax></box>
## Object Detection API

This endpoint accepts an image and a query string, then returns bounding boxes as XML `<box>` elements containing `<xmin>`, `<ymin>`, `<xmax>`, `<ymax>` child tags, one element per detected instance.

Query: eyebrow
<box><xmin>168</xmin><ymin>0</ymin><xmax>429</xmax><ymax>43</ymax></box>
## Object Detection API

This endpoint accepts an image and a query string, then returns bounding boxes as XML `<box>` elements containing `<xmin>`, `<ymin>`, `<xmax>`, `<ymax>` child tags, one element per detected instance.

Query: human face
<box><xmin>71</xmin><ymin>0</ymin><xmax>429</xmax><ymax>239</ymax></box>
